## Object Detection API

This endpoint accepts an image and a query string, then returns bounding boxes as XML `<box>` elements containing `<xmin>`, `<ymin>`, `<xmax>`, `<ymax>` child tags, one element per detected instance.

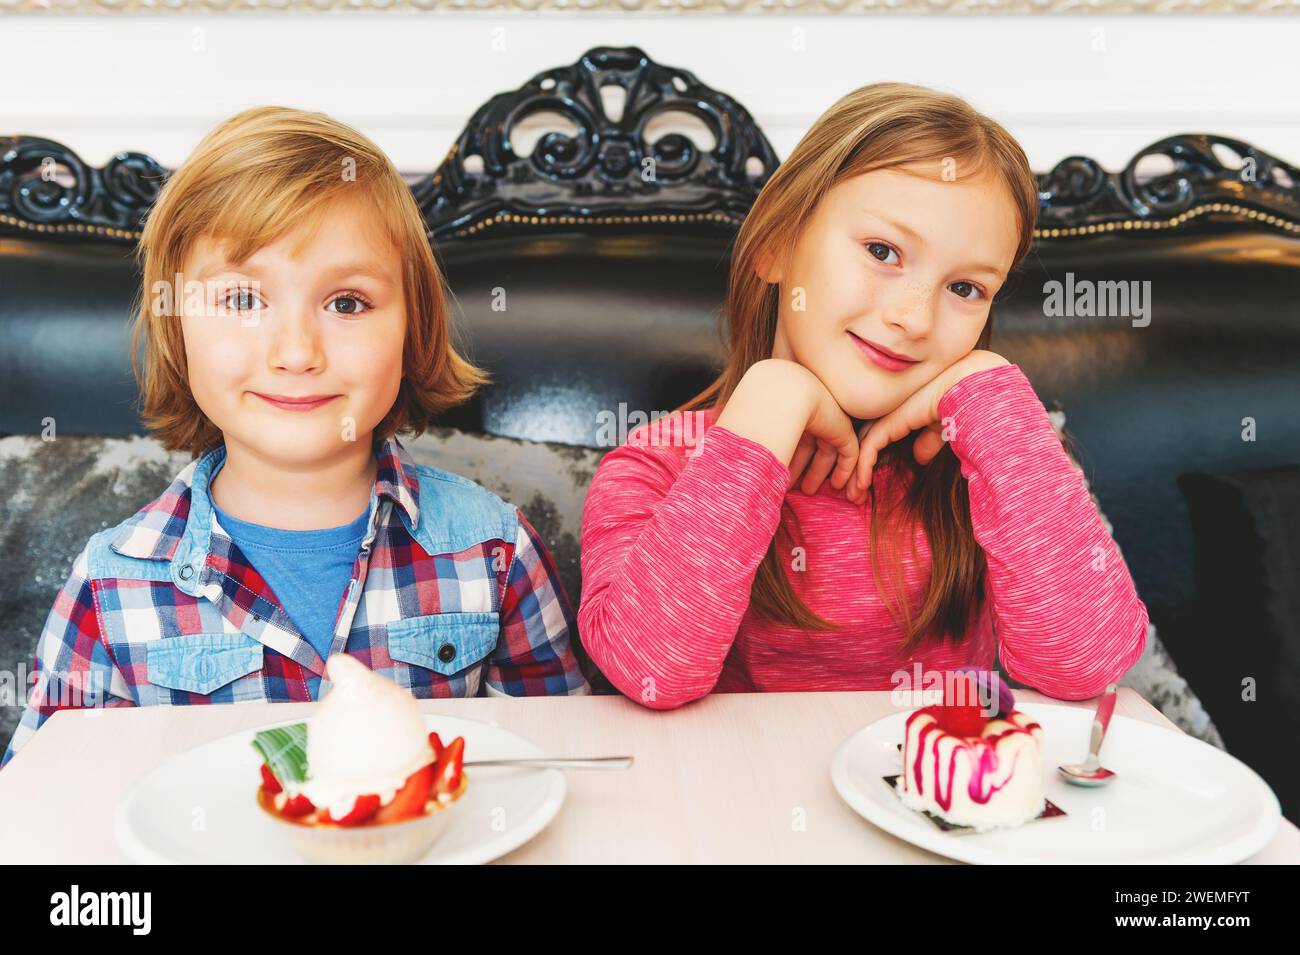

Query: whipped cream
<box><xmin>296</xmin><ymin>654</ymin><xmax>434</xmax><ymax>820</ymax></box>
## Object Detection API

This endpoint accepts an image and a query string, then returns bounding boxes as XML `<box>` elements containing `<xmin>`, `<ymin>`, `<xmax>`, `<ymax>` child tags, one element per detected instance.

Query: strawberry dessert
<box><xmin>252</xmin><ymin>654</ymin><xmax>467</xmax><ymax>863</ymax></box>
<box><xmin>896</xmin><ymin>670</ymin><xmax>1044</xmax><ymax>831</ymax></box>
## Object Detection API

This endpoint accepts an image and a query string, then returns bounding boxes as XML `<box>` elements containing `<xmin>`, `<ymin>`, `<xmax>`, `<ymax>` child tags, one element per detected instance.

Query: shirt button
<box><xmin>178</xmin><ymin>564</ymin><xmax>194</xmax><ymax>580</ymax></box>
<box><xmin>437</xmin><ymin>644</ymin><xmax>456</xmax><ymax>664</ymax></box>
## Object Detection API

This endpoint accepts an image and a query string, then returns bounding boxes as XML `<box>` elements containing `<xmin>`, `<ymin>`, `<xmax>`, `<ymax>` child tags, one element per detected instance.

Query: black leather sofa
<box><xmin>2</xmin><ymin>47</ymin><xmax>1297</xmax><ymax>821</ymax></box>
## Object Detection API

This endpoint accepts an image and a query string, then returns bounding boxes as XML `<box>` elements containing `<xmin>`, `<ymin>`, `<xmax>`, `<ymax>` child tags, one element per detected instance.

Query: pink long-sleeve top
<box><xmin>577</xmin><ymin>363</ymin><xmax>1149</xmax><ymax>710</ymax></box>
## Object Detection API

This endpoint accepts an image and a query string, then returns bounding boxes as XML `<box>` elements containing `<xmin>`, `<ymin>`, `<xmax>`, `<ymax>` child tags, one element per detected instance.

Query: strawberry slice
<box><xmin>376</xmin><ymin>764</ymin><xmax>436</xmax><ymax>823</ymax></box>
<box><xmin>939</xmin><ymin>708</ymin><xmax>987</xmax><ymax>738</ymax></box>
<box><xmin>324</xmin><ymin>793</ymin><xmax>381</xmax><ymax>826</ymax></box>
<box><xmin>260</xmin><ymin>763</ymin><xmax>283</xmax><ymax>795</ymax></box>
<box><xmin>279</xmin><ymin>793</ymin><xmax>316</xmax><ymax>818</ymax></box>
<box><xmin>427</xmin><ymin>732</ymin><xmax>444</xmax><ymax>761</ymax></box>
<box><xmin>432</xmin><ymin>736</ymin><xmax>465</xmax><ymax>795</ymax></box>
<box><xmin>938</xmin><ymin>672</ymin><xmax>987</xmax><ymax>737</ymax></box>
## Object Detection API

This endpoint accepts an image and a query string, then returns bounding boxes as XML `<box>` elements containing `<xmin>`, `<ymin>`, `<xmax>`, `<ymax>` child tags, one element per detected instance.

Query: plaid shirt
<box><xmin>2</xmin><ymin>434</ymin><xmax>588</xmax><ymax>769</ymax></box>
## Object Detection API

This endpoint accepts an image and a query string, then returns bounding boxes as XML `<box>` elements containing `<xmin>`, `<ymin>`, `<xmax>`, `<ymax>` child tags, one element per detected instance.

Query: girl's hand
<box><xmin>714</xmin><ymin>359</ymin><xmax>859</xmax><ymax>494</ymax></box>
<box><xmin>786</xmin><ymin>371</ymin><xmax>863</xmax><ymax>495</ymax></box>
<box><xmin>845</xmin><ymin>350</ymin><xmax>1011</xmax><ymax>504</ymax></box>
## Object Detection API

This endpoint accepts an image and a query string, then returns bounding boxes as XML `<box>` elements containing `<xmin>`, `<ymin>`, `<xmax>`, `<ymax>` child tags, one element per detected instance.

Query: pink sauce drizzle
<box><xmin>907</xmin><ymin>707</ymin><xmax>1041</xmax><ymax>812</ymax></box>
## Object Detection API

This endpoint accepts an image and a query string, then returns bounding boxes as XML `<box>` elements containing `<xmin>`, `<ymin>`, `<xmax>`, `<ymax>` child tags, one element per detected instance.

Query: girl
<box><xmin>3</xmin><ymin>106</ymin><xmax>587</xmax><ymax>769</ymax></box>
<box><xmin>577</xmin><ymin>83</ymin><xmax>1148</xmax><ymax>710</ymax></box>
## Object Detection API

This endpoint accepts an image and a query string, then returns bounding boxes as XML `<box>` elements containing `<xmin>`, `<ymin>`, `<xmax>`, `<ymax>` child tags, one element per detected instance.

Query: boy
<box><xmin>3</xmin><ymin>106</ymin><xmax>588</xmax><ymax>769</ymax></box>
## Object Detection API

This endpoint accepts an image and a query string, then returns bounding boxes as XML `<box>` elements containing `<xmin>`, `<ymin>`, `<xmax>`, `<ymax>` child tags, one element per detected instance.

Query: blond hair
<box><xmin>130</xmin><ymin>105</ymin><xmax>488</xmax><ymax>457</ymax></box>
<box><xmin>683</xmin><ymin>83</ymin><xmax>1040</xmax><ymax>654</ymax></box>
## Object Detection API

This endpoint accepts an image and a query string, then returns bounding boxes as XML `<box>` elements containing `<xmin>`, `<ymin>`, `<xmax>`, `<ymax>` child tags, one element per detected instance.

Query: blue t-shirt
<box><xmin>210</xmin><ymin>473</ymin><xmax>370</xmax><ymax>664</ymax></box>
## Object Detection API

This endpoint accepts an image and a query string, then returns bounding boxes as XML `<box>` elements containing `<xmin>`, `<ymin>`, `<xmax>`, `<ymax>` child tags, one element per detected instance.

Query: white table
<box><xmin>1</xmin><ymin>688</ymin><xmax>1295</xmax><ymax>863</ymax></box>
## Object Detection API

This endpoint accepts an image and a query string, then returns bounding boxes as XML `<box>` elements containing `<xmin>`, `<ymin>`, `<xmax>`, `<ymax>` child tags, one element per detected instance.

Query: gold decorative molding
<box><xmin>3</xmin><ymin>0</ymin><xmax>1299</xmax><ymax>12</ymax></box>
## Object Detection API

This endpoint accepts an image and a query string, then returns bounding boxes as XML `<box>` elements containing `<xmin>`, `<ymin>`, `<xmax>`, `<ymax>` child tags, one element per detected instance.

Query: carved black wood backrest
<box><xmin>2</xmin><ymin>45</ymin><xmax>1299</xmax><ymax>243</ymax></box>
<box><xmin>411</xmin><ymin>46</ymin><xmax>778</xmax><ymax>241</ymax></box>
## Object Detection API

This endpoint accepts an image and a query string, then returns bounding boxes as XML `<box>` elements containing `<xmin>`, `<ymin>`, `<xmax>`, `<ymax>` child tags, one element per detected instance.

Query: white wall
<box><xmin>2</xmin><ymin>14</ymin><xmax>1299</xmax><ymax>173</ymax></box>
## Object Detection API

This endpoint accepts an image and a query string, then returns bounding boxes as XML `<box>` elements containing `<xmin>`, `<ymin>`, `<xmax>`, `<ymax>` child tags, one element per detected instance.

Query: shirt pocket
<box><xmin>145</xmin><ymin>632</ymin><xmax>265</xmax><ymax>696</ymax></box>
<box><xmin>386</xmin><ymin>612</ymin><xmax>499</xmax><ymax>677</ymax></box>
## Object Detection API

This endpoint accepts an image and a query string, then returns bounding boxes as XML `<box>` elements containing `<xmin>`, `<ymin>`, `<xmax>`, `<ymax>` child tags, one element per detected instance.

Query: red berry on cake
<box><xmin>935</xmin><ymin>672</ymin><xmax>987</xmax><ymax>737</ymax></box>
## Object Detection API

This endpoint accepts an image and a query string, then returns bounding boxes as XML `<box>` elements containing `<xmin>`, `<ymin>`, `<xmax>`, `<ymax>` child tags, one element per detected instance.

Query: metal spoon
<box><xmin>462</xmin><ymin>756</ymin><xmax>633</xmax><ymax>770</ymax></box>
<box><xmin>1058</xmin><ymin>683</ymin><xmax>1118</xmax><ymax>786</ymax></box>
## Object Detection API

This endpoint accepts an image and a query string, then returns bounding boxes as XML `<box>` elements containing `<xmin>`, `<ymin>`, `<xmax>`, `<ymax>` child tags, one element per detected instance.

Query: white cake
<box><xmin>897</xmin><ymin>704</ymin><xmax>1045</xmax><ymax>831</ymax></box>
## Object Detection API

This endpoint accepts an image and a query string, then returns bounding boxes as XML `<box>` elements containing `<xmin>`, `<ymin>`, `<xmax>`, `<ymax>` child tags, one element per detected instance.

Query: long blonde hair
<box><xmin>130</xmin><ymin>105</ymin><xmax>487</xmax><ymax>457</ymax></box>
<box><xmin>682</xmin><ymin>83</ymin><xmax>1039</xmax><ymax>655</ymax></box>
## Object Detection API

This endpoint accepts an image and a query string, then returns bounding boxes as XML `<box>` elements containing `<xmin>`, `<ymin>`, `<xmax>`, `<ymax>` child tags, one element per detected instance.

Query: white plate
<box><xmin>114</xmin><ymin>714</ymin><xmax>565</xmax><ymax>864</ymax></box>
<box><xmin>830</xmin><ymin>701</ymin><xmax>1281</xmax><ymax>864</ymax></box>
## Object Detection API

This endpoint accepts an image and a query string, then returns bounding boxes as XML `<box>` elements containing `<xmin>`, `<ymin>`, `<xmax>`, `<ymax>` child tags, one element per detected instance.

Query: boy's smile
<box><xmin>250</xmin><ymin>392</ymin><xmax>343</xmax><ymax>412</ymax></box>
